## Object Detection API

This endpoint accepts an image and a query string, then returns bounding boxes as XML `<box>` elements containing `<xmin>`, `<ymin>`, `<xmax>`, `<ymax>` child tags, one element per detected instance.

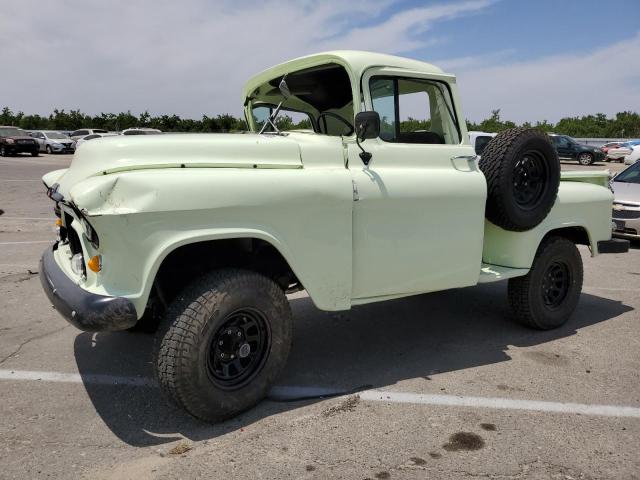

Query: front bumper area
<box><xmin>39</xmin><ymin>245</ymin><xmax>138</xmax><ymax>331</ymax></box>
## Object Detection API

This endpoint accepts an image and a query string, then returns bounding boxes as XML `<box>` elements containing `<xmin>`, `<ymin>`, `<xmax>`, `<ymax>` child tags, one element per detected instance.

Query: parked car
<box><xmin>69</xmin><ymin>128</ymin><xmax>109</xmax><ymax>141</ymax></box>
<box><xmin>607</xmin><ymin>140</ymin><xmax>640</xmax><ymax>163</ymax></box>
<box><xmin>549</xmin><ymin>134</ymin><xmax>605</xmax><ymax>165</ymax></box>
<box><xmin>600</xmin><ymin>142</ymin><xmax>623</xmax><ymax>161</ymax></box>
<box><xmin>468</xmin><ymin>131</ymin><xmax>496</xmax><ymax>156</ymax></box>
<box><xmin>0</xmin><ymin>126</ymin><xmax>39</xmax><ymax>157</ymax></box>
<box><xmin>611</xmin><ymin>161</ymin><xmax>640</xmax><ymax>241</ymax></box>
<box><xmin>623</xmin><ymin>145</ymin><xmax>640</xmax><ymax>165</ymax></box>
<box><xmin>30</xmin><ymin>130</ymin><xmax>76</xmax><ymax>154</ymax></box>
<box><xmin>39</xmin><ymin>50</ymin><xmax>627</xmax><ymax>422</ymax></box>
<box><xmin>75</xmin><ymin>132</ymin><xmax>120</xmax><ymax>149</ymax></box>
<box><xmin>122</xmin><ymin>127</ymin><xmax>162</xmax><ymax>135</ymax></box>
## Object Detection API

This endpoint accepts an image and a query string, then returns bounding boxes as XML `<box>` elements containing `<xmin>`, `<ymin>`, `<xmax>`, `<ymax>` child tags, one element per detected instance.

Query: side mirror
<box><xmin>355</xmin><ymin>111</ymin><xmax>380</xmax><ymax>140</ymax></box>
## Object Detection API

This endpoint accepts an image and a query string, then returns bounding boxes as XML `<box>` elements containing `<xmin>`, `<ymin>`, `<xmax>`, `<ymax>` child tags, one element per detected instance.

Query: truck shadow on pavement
<box><xmin>73</xmin><ymin>282</ymin><xmax>632</xmax><ymax>447</ymax></box>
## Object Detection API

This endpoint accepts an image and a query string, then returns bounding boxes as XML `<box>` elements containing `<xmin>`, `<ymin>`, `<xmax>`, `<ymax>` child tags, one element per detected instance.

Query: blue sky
<box><xmin>1</xmin><ymin>0</ymin><xmax>639</xmax><ymax>123</ymax></box>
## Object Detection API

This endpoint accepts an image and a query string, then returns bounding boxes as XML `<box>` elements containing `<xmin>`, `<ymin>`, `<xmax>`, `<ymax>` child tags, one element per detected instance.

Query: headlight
<box><xmin>6</xmin><ymin>139</ymin><xmax>14</xmax><ymax>144</ymax></box>
<box><xmin>71</xmin><ymin>253</ymin><xmax>85</xmax><ymax>276</ymax></box>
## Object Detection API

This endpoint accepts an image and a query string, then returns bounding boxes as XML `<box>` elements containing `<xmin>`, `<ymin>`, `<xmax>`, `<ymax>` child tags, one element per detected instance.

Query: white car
<box><xmin>69</xmin><ymin>128</ymin><xmax>110</xmax><ymax>141</ymax></box>
<box><xmin>624</xmin><ymin>145</ymin><xmax>640</xmax><ymax>165</ymax></box>
<box><xmin>608</xmin><ymin>140</ymin><xmax>640</xmax><ymax>162</ymax></box>
<box><xmin>468</xmin><ymin>131</ymin><xmax>496</xmax><ymax>156</ymax></box>
<box><xmin>122</xmin><ymin>127</ymin><xmax>162</xmax><ymax>135</ymax></box>
<box><xmin>75</xmin><ymin>132</ymin><xmax>120</xmax><ymax>149</ymax></box>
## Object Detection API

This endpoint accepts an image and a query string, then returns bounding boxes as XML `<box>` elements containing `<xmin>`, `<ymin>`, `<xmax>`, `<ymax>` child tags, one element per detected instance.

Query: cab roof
<box><xmin>242</xmin><ymin>50</ymin><xmax>449</xmax><ymax>101</ymax></box>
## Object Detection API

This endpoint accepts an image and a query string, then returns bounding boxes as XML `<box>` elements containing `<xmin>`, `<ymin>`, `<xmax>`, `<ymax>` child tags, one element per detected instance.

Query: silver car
<box><xmin>611</xmin><ymin>161</ymin><xmax>640</xmax><ymax>241</ymax></box>
<box><xmin>30</xmin><ymin>130</ymin><xmax>76</xmax><ymax>154</ymax></box>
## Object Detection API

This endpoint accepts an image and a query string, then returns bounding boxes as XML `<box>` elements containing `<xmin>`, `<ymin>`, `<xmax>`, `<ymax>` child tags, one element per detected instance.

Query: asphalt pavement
<box><xmin>0</xmin><ymin>153</ymin><xmax>638</xmax><ymax>479</ymax></box>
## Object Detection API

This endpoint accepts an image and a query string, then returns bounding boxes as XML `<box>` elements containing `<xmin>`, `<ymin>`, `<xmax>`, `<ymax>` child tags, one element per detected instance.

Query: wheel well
<box><xmin>143</xmin><ymin>238</ymin><xmax>300</xmax><ymax>324</ymax></box>
<box><xmin>545</xmin><ymin>226</ymin><xmax>590</xmax><ymax>247</ymax></box>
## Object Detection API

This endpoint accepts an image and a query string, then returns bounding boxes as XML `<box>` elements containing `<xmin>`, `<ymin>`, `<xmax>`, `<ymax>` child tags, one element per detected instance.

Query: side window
<box><xmin>555</xmin><ymin>137</ymin><xmax>569</xmax><ymax>148</ymax></box>
<box><xmin>369</xmin><ymin>76</ymin><xmax>460</xmax><ymax>145</ymax></box>
<box><xmin>73</xmin><ymin>130</ymin><xmax>87</xmax><ymax>137</ymax></box>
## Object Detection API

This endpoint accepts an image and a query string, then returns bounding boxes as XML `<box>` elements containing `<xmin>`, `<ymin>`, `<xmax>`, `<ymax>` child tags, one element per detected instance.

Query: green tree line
<box><xmin>2</xmin><ymin>106</ymin><xmax>639</xmax><ymax>138</ymax></box>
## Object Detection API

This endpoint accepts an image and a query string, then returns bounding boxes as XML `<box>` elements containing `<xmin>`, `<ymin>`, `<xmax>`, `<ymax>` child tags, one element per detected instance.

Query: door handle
<box><xmin>450</xmin><ymin>155</ymin><xmax>478</xmax><ymax>171</ymax></box>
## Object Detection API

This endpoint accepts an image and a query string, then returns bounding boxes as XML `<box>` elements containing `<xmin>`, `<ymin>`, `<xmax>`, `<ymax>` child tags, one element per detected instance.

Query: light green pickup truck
<box><xmin>39</xmin><ymin>51</ymin><xmax>628</xmax><ymax>421</ymax></box>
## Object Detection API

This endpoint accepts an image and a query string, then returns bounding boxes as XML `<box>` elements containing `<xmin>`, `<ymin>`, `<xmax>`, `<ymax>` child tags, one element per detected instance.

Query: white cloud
<box><xmin>450</xmin><ymin>33</ymin><xmax>640</xmax><ymax>123</ymax></box>
<box><xmin>0</xmin><ymin>0</ymin><xmax>493</xmax><ymax>118</ymax></box>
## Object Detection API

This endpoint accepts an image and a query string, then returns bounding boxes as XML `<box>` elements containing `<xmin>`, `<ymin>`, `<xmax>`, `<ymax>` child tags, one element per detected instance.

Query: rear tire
<box><xmin>479</xmin><ymin>128</ymin><xmax>560</xmax><ymax>232</ymax></box>
<box><xmin>508</xmin><ymin>236</ymin><xmax>583</xmax><ymax>330</ymax></box>
<box><xmin>31</xmin><ymin>151</ymin><xmax>39</xmax><ymax>157</ymax></box>
<box><xmin>154</xmin><ymin>269</ymin><xmax>292</xmax><ymax>422</ymax></box>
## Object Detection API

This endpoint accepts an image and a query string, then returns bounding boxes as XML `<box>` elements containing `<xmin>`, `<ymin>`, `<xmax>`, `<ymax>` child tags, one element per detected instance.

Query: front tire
<box><xmin>508</xmin><ymin>236</ymin><xmax>583</xmax><ymax>330</ymax></box>
<box><xmin>154</xmin><ymin>269</ymin><xmax>293</xmax><ymax>422</ymax></box>
<box><xmin>577</xmin><ymin>152</ymin><xmax>594</xmax><ymax>165</ymax></box>
<box><xmin>0</xmin><ymin>146</ymin><xmax>6</xmax><ymax>157</ymax></box>
<box><xmin>46</xmin><ymin>145</ymin><xmax>52</xmax><ymax>154</ymax></box>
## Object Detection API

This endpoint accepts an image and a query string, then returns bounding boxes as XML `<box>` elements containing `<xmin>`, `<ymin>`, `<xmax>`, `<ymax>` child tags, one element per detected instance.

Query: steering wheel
<box><xmin>317</xmin><ymin>112</ymin><xmax>354</xmax><ymax>136</ymax></box>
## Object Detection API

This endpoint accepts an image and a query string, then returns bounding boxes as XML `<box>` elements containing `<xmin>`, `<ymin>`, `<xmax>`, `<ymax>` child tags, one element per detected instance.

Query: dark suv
<box><xmin>0</xmin><ymin>126</ymin><xmax>39</xmax><ymax>157</ymax></box>
<box><xmin>549</xmin><ymin>134</ymin><xmax>604</xmax><ymax>166</ymax></box>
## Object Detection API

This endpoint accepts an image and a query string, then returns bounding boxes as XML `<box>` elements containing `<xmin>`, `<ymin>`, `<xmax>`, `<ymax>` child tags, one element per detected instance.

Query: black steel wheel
<box><xmin>207</xmin><ymin>308</ymin><xmax>271</xmax><ymax>389</ymax></box>
<box><xmin>512</xmin><ymin>150</ymin><xmax>550</xmax><ymax>211</ymax></box>
<box><xmin>154</xmin><ymin>269</ymin><xmax>292</xmax><ymax>422</ymax></box>
<box><xmin>541</xmin><ymin>261</ymin><xmax>570</xmax><ymax>309</ymax></box>
<box><xmin>508</xmin><ymin>236</ymin><xmax>583</xmax><ymax>330</ymax></box>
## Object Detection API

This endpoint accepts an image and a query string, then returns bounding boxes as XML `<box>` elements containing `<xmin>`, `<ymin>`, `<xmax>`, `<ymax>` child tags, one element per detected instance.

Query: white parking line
<box><xmin>0</xmin><ymin>217</ymin><xmax>51</xmax><ymax>221</ymax></box>
<box><xmin>0</xmin><ymin>241</ymin><xmax>52</xmax><ymax>245</ymax></box>
<box><xmin>1</xmin><ymin>369</ymin><xmax>639</xmax><ymax>418</ymax></box>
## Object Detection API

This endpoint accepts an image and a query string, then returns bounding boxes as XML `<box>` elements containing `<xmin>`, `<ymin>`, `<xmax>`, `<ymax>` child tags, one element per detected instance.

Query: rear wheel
<box><xmin>31</xmin><ymin>151</ymin><xmax>39</xmax><ymax>157</ymax></box>
<box><xmin>577</xmin><ymin>152</ymin><xmax>593</xmax><ymax>165</ymax></box>
<box><xmin>154</xmin><ymin>269</ymin><xmax>292</xmax><ymax>422</ymax></box>
<box><xmin>508</xmin><ymin>236</ymin><xmax>583</xmax><ymax>330</ymax></box>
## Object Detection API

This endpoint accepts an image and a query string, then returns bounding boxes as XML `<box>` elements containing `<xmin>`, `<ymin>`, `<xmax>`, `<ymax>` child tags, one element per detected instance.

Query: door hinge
<box><xmin>352</xmin><ymin>179</ymin><xmax>359</xmax><ymax>201</ymax></box>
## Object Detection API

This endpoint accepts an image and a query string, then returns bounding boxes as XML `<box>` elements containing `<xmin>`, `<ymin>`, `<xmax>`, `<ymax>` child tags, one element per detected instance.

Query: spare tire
<box><xmin>479</xmin><ymin>128</ymin><xmax>560</xmax><ymax>232</ymax></box>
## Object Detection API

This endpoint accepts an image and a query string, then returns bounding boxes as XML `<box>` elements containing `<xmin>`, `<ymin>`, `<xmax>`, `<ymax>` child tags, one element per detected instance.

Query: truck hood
<box><xmin>51</xmin><ymin>133</ymin><xmax>303</xmax><ymax>198</ymax></box>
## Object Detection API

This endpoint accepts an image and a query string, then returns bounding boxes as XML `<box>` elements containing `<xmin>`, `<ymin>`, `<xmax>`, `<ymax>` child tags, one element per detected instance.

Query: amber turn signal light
<box><xmin>87</xmin><ymin>255</ymin><xmax>102</xmax><ymax>273</ymax></box>
<box><xmin>55</xmin><ymin>218</ymin><xmax>62</xmax><ymax>226</ymax></box>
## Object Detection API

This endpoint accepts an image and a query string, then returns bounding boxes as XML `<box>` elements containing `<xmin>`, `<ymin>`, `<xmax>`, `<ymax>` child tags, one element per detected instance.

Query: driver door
<box><xmin>348</xmin><ymin>68</ymin><xmax>487</xmax><ymax>302</ymax></box>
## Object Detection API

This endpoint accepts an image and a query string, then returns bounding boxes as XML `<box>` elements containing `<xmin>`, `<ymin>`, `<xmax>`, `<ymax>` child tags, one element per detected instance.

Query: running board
<box><xmin>478</xmin><ymin>263</ymin><xmax>529</xmax><ymax>283</ymax></box>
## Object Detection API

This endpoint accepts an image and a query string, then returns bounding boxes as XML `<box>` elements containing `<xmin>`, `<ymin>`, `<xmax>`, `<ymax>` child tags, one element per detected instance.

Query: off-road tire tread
<box><xmin>508</xmin><ymin>236</ymin><xmax>583</xmax><ymax>329</ymax></box>
<box><xmin>154</xmin><ymin>268</ymin><xmax>292</xmax><ymax>421</ymax></box>
<box><xmin>479</xmin><ymin>127</ymin><xmax>560</xmax><ymax>231</ymax></box>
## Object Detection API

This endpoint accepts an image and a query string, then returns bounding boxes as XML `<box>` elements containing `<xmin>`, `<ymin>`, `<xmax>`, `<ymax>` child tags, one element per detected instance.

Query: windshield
<box><xmin>0</xmin><ymin>127</ymin><xmax>26</xmax><ymax>136</ymax></box>
<box><xmin>247</xmin><ymin>63</ymin><xmax>354</xmax><ymax>136</ymax></box>
<box><xmin>46</xmin><ymin>132</ymin><xmax>68</xmax><ymax>139</ymax></box>
<box><xmin>614</xmin><ymin>162</ymin><xmax>640</xmax><ymax>183</ymax></box>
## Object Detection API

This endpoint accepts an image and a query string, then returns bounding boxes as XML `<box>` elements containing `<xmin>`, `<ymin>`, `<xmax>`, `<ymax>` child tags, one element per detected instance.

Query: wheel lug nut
<box><xmin>220</xmin><ymin>353</ymin><xmax>225</xmax><ymax>358</ymax></box>
<box><xmin>219</xmin><ymin>340</ymin><xmax>224</xmax><ymax>346</ymax></box>
<box><xmin>230</xmin><ymin>354</ymin><xmax>235</xmax><ymax>359</ymax></box>
<box><xmin>237</xmin><ymin>332</ymin><xmax>242</xmax><ymax>337</ymax></box>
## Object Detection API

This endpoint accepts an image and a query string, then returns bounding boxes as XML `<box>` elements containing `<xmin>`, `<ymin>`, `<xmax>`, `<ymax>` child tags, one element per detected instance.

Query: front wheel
<box><xmin>577</xmin><ymin>152</ymin><xmax>594</xmax><ymax>165</ymax></box>
<box><xmin>508</xmin><ymin>236</ymin><xmax>583</xmax><ymax>330</ymax></box>
<box><xmin>154</xmin><ymin>269</ymin><xmax>293</xmax><ymax>422</ymax></box>
<box><xmin>46</xmin><ymin>145</ymin><xmax>52</xmax><ymax>154</ymax></box>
